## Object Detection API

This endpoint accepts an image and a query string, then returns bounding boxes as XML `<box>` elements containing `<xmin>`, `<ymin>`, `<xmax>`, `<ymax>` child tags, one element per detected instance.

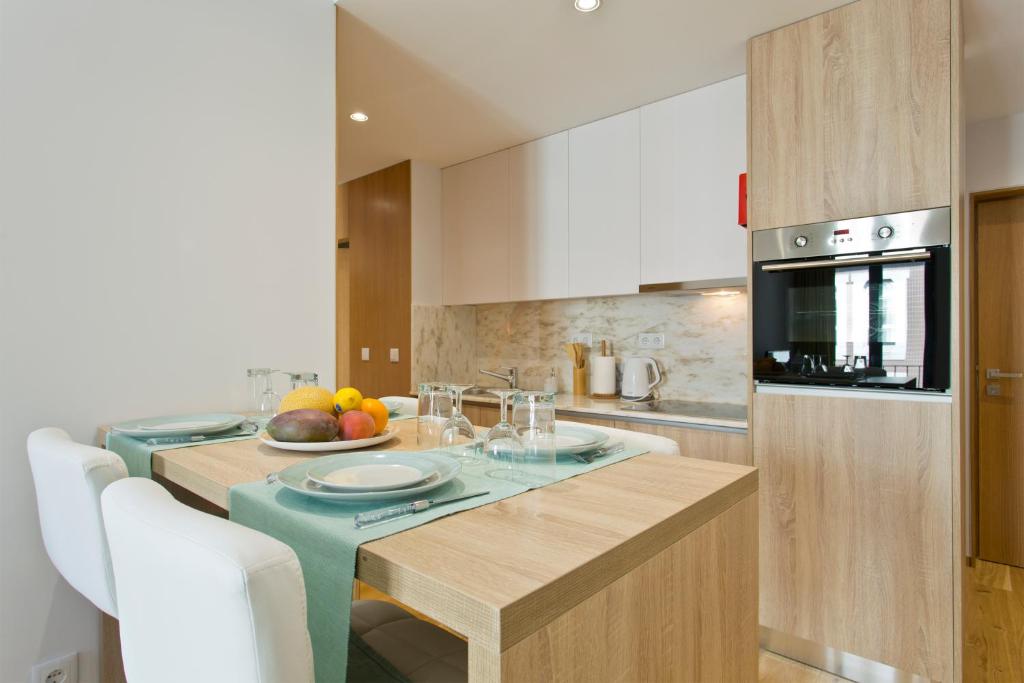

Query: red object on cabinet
<box><xmin>738</xmin><ymin>173</ymin><xmax>748</xmax><ymax>227</ymax></box>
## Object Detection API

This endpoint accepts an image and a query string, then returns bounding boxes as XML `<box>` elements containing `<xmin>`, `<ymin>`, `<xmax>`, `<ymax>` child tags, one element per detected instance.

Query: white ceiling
<box><xmin>337</xmin><ymin>0</ymin><xmax>1024</xmax><ymax>183</ymax></box>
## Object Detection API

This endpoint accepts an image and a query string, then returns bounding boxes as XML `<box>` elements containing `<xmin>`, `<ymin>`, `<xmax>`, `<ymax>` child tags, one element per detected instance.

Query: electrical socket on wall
<box><xmin>31</xmin><ymin>652</ymin><xmax>78</xmax><ymax>683</ymax></box>
<box><xmin>637</xmin><ymin>333</ymin><xmax>666</xmax><ymax>349</ymax></box>
<box><xmin>568</xmin><ymin>333</ymin><xmax>592</xmax><ymax>346</ymax></box>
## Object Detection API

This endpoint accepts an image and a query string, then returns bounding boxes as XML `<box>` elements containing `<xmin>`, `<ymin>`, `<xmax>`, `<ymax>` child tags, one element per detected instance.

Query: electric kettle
<box><xmin>620</xmin><ymin>357</ymin><xmax>662</xmax><ymax>401</ymax></box>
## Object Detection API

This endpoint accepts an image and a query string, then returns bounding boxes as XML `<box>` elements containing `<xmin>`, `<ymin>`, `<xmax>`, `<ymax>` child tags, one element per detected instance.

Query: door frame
<box><xmin>969</xmin><ymin>186</ymin><xmax>1024</xmax><ymax>558</ymax></box>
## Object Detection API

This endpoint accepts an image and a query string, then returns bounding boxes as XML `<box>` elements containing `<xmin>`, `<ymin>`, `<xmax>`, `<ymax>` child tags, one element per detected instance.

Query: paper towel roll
<box><xmin>591</xmin><ymin>356</ymin><xmax>617</xmax><ymax>397</ymax></box>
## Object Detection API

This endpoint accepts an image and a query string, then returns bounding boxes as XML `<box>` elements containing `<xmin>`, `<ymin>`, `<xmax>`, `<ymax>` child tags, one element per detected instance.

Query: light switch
<box><xmin>361</xmin><ymin>347</ymin><xmax>370</xmax><ymax>361</ymax></box>
<box><xmin>389</xmin><ymin>348</ymin><xmax>400</xmax><ymax>363</ymax></box>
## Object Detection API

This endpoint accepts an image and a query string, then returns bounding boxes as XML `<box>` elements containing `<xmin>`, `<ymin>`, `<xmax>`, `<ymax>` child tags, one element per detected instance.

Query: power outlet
<box><xmin>568</xmin><ymin>333</ymin><xmax>592</xmax><ymax>346</ymax></box>
<box><xmin>637</xmin><ymin>333</ymin><xmax>666</xmax><ymax>349</ymax></box>
<box><xmin>31</xmin><ymin>653</ymin><xmax>78</xmax><ymax>683</ymax></box>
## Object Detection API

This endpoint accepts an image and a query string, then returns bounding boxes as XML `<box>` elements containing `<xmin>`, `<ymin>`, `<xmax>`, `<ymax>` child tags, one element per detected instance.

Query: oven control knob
<box><xmin>877</xmin><ymin>225</ymin><xmax>894</xmax><ymax>239</ymax></box>
<box><xmin>794</xmin><ymin>235</ymin><xmax>808</xmax><ymax>248</ymax></box>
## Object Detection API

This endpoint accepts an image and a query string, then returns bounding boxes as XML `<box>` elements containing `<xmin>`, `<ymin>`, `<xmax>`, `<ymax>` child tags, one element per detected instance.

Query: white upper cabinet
<box><xmin>640</xmin><ymin>75</ymin><xmax>747</xmax><ymax>285</ymax></box>
<box><xmin>442</xmin><ymin>150</ymin><xmax>510</xmax><ymax>305</ymax></box>
<box><xmin>568</xmin><ymin>110</ymin><xmax>641</xmax><ymax>298</ymax></box>
<box><xmin>508</xmin><ymin>133</ymin><xmax>569</xmax><ymax>301</ymax></box>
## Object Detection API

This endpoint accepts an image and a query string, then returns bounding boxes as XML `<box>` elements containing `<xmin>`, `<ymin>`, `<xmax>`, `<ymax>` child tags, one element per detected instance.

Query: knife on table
<box><xmin>144</xmin><ymin>424</ymin><xmax>257</xmax><ymax>446</ymax></box>
<box><xmin>354</xmin><ymin>490</ymin><xmax>490</xmax><ymax>529</ymax></box>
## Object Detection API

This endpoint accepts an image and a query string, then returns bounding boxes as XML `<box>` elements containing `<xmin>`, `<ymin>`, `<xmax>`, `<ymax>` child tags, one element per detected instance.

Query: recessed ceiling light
<box><xmin>350</xmin><ymin>112</ymin><xmax>369</xmax><ymax>122</ymax></box>
<box><xmin>574</xmin><ymin>0</ymin><xmax>600</xmax><ymax>12</ymax></box>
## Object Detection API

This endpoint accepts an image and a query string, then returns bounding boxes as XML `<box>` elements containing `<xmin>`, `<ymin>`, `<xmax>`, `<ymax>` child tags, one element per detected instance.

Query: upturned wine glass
<box><xmin>483</xmin><ymin>389</ymin><xmax>521</xmax><ymax>478</ymax></box>
<box><xmin>439</xmin><ymin>384</ymin><xmax>482</xmax><ymax>464</ymax></box>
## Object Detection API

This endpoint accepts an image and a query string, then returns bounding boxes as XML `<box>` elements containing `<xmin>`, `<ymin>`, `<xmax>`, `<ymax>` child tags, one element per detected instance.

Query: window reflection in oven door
<box><xmin>752</xmin><ymin>248</ymin><xmax>950</xmax><ymax>391</ymax></box>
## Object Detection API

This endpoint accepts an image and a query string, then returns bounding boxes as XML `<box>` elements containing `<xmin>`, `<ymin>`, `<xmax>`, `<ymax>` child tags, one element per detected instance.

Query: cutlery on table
<box><xmin>571</xmin><ymin>441</ymin><xmax>626</xmax><ymax>464</ymax></box>
<box><xmin>354</xmin><ymin>490</ymin><xmax>490</xmax><ymax>529</ymax></box>
<box><xmin>144</xmin><ymin>422</ymin><xmax>258</xmax><ymax>446</ymax></box>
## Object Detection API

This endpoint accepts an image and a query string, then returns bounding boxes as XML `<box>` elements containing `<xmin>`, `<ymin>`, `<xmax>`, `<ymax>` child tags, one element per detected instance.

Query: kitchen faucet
<box><xmin>479</xmin><ymin>366</ymin><xmax>518</xmax><ymax>389</ymax></box>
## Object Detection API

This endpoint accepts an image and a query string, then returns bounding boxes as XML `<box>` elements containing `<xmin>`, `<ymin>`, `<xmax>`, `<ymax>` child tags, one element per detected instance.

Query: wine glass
<box><xmin>483</xmin><ymin>389</ymin><xmax>522</xmax><ymax>480</ymax></box>
<box><xmin>439</xmin><ymin>384</ymin><xmax>481</xmax><ymax>464</ymax></box>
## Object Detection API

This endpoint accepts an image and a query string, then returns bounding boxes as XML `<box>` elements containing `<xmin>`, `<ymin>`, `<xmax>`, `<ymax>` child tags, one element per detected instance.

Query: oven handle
<box><xmin>760</xmin><ymin>251</ymin><xmax>932</xmax><ymax>272</ymax></box>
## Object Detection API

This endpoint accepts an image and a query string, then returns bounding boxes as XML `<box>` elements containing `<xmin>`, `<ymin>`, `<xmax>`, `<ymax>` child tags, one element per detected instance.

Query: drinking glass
<box><xmin>483</xmin><ymin>389</ymin><xmax>522</xmax><ymax>480</ymax></box>
<box><xmin>247</xmin><ymin>368</ymin><xmax>278</xmax><ymax>421</ymax></box>
<box><xmin>284</xmin><ymin>372</ymin><xmax>318</xmax><ymax>390</ymax></box>
<box><xmin>490</xmin><ymin>391</ymin><xmax>557</xmax><ymax>487</ymax></box>
<box><xmin>417</xmin><ymin>383</ymin><xmax>453</xmax><ymax>449</ymax></box>
<box><xmin>439</xmin><ymin>384</ymin><xmax>482</xmax><ymax>464</ymax></box>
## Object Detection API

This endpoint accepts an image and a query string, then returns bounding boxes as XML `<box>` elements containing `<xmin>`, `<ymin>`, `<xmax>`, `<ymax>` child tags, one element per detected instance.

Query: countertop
<box><xmin>461</xmin><ymin>392</ymin><xmax>748</xmax><ymax>430</ymax></box>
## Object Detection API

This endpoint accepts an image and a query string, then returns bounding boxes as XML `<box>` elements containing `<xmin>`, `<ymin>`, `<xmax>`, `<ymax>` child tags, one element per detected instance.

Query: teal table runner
<box><xmin>228</xmin><ymin>446</ymin><xmax>650</xmax><ymax>683</ymax></box>
<box><xmin>105</xmin><ymin>428</ymin><xmax>259</xmax><ymax>478</ymax></box>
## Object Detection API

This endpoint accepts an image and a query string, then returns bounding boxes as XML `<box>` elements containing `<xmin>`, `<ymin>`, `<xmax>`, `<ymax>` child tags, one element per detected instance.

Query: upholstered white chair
<box><xmin>27</xmin><ymin>427</ymin><xmax>128</xmax><ymax>617</ymax></box>
<box><xmin>380</xmin><ymin>395</ymin><xmax>417</xmax><ymax>415</ymax></box>
<box><xmin>101</xmin><ymin>478</ymin><xmax>315</xmax><ymax>683</ymax></box>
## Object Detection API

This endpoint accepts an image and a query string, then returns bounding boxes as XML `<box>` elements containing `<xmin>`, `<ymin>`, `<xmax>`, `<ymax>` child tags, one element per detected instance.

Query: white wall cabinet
<box><xmin>640</xmin><ymin>75</ymin><xmax>747</xmax><ymax>285</ymax></box>
<box><xmin>508</xmin><ymin>133</ymin><xmax>569</xmax><ymax>301</ymax></box>
<box><xmin>568</xmin><ymin>109</ymin><xmax>641</xmax><ymax>298</ymax></box>
<box><xmin>441</xmin><ymin>150</ymin><xmax>510</xmax><ymax>305</ymax></box>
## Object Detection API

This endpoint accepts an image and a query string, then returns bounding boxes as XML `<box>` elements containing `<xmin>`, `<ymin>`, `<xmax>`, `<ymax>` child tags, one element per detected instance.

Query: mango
<box><xmin>267</xmin><ymin>409</ymin><xmax>339</xmax><ymax>443</ymax></box>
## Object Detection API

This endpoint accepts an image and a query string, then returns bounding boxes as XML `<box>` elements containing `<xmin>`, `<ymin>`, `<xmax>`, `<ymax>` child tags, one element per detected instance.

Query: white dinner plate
<box><xmin>111</xmin><ymin>413</ymin><xmax>246</xmax><ymax>438</ymax></box>
<box><xmin>307</xmin><ymin>463</ymin><xmax>435</xmax><ymax>491</ymax></box>
<box><xmin>553</xmin><ymin>426</ymin><xmax>610</xmax><ymax>456</ymax></box>
<box><xmin>275</xmin><ymin>451</ymin><xmax>461</xmax><ymax>502</ymax></box>
<box><xmin>381</xmin><ymin>398</ymin><xmax>404</xmax><ymax>415</ymax></box>
<box><xmin>259</xmin><ymin>427</ymin><xmax>397</xmax><ymax>452</ymax></box>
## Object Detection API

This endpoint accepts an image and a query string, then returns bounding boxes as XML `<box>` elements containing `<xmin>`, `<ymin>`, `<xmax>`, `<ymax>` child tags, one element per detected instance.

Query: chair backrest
<box><xmin>27</xmin><ymin>427</ymin><xmax>127</xmax><ymax>617</ymax></box>
<box><xmin>101</xmin><ymin>478</ymin><xmax>314</xmax><ymax>683</ymax></box>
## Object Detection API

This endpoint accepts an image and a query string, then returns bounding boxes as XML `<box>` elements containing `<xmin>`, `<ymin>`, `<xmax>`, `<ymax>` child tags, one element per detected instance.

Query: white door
<box><xmin>442</xmin><ymin>150</ymin><xmax>510</xmax><ymax>305</ymax></box>
<box><xmin>508</xmin><ymin>133</ymin><xmax>569</xmax><ymax>301</ymax></box>
<box><xmin>640</xmin><ymin>75</ymin><xmax>747</xmax><ymax>285</ymax></box>
<box><xmin>568</xmin><ymin>110</ymin><xmax>641</xmax><ymax>298</ymax></box>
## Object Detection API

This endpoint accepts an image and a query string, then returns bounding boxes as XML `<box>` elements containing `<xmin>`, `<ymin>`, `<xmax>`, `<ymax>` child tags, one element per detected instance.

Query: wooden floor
<box><xmin>966</xmin><ymin>559</ymin><xmax>1024</xmax><ymax>682</ymax></box>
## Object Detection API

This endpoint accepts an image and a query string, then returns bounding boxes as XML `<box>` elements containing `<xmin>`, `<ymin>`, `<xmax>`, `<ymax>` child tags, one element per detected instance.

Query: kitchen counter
<box><xmin>462</xmin><ymin>392</ymin><xmax>748</xmax><ymax>430</ymax></box>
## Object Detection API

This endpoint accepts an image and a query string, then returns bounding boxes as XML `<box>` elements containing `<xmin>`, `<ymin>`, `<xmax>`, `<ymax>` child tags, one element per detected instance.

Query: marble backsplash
<box><xmin>412</xmin><ymin>291</ymin><xmax>748</xmax><ymax>405</ymax></box>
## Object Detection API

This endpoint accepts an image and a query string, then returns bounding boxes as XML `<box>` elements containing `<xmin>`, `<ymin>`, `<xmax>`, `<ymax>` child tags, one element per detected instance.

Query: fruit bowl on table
<box><xmin>258</xmin><ymin>426</ymin><xmax>398</xmax><ymax>453</ymax></box>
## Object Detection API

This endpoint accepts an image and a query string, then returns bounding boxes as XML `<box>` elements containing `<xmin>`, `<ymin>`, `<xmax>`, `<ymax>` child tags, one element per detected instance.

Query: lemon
<box><xmin>278</xmin><ymin>386</ymin><xmax>336</xmax><ymax>416</ymax></box>
<box><xmin>334</xmin><ymin>387</ymin><xmax>363</xmax><ymax>413</ymax></box>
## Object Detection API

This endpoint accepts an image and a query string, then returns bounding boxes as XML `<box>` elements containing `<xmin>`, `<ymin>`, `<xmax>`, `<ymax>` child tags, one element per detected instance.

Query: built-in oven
<box><xmin>752</xmin><ymin>207</ymin><xmax>951</xmax><ymax>392</ymax></box>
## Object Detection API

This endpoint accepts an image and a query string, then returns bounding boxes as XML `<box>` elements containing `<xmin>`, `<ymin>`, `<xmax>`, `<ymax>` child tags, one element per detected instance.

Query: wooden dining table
<box><xmin>99</xmin><ymin>417</ymin><xmax>759</xmax><ymax>682</ymax></box>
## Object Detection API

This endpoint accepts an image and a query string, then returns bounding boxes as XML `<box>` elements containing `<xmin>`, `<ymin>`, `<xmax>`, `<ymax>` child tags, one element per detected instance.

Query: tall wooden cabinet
<box><xmin>754</xmin><ymin>392</ymin><xmax>953</xmax><ymax>681</ymax></box>
<box><xmin>340</xmin><ymin>161</ymin><xmax>442</xmax><ymax>397</ymax></box>
<box><xmin>747</xmin><ymin>0</ymin><xmax>951</xmax><ymax>230</ymax></box>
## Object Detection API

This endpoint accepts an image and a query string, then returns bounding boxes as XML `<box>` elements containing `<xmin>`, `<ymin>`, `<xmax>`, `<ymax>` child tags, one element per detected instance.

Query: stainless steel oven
<box><xmin>752</xmin><ymin>207</ymin><xmax>951</xmax><ymax>392</ymax></box>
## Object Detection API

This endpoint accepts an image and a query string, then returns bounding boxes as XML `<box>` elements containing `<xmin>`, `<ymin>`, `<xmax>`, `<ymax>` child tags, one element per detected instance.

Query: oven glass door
<box><xmin>752</xmin><ymin>247</ymin><xmax>950</xmax><ymax>391</ymax></box>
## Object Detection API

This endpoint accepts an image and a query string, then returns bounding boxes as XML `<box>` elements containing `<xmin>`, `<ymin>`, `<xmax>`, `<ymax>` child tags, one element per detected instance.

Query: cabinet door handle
<box><xmin>986</xmin><ymin>368</ymin><xmax>1023</xmax><ymax>380</ymax></box>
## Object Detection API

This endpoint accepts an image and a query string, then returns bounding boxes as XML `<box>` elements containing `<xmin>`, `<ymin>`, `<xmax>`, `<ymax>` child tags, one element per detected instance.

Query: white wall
<box><xmin>967</xmin><ymin>111</ymin><xmax>1024</xmax><ymax>192</ymax></box>
<box><xmin>0</xmin><ymin>0</ymin><xmax>335</xmax><ymax>680</ymax></box>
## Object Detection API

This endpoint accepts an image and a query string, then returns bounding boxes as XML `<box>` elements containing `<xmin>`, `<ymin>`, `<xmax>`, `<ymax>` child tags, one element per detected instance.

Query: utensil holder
<box><xmin>572</xmin><ymin>365</ymin><xmax>589</xmax><ymax>396</ymax></box>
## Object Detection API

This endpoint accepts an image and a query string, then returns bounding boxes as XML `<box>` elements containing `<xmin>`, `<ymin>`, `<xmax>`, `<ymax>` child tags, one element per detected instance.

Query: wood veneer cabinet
<box><xmin>753</xmin><ymin>392</ymin><xmax>954</xmax><ymax>681</ymax></box>
<box><xmin>747</xmin><ymin>0</ymin><xmax>951</xmax><ymax>230</ymax></box>
<box><xmin>612</xmin><ymin>420</ymin><xmax>750</xmax><ymax>466</ymax></box>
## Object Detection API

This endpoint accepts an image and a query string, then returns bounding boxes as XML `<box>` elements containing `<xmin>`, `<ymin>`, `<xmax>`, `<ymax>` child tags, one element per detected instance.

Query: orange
<box><xmin>359</xmin><ymin>397</ymin><xmax>389</xmax><ymax>435</ymax></box>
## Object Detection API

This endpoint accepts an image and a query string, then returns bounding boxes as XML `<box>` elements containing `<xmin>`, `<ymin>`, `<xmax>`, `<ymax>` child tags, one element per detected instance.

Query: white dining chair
<box><xmin>380</xmin><ymin>395</ymin><xmax>417</xmax><ymax>415</ymax></box>
<box><xmin>27</xmin><ymin>427</ymin><xmax>128</xmax><ymax>617</ymax></box>
<box><xmin>101</xmin><ymin>477</ymin><xmax>315</xmax><ymax>683</ymax></box>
